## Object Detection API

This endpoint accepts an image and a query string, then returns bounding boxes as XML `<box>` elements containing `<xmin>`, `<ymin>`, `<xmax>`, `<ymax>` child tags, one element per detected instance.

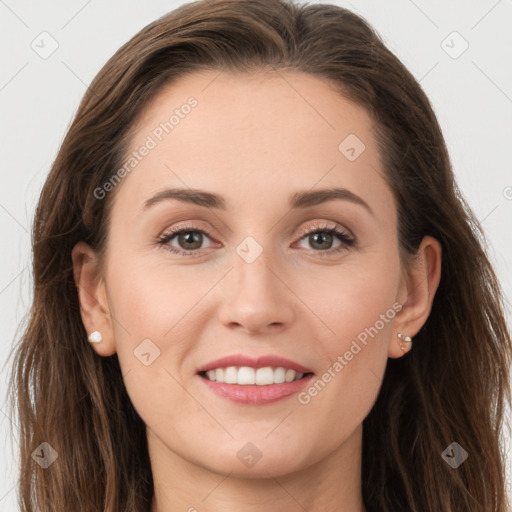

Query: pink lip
<box><xmin>197</xmin><ymin>354</ymin><xmax>315</xmax><ymax>406</ymax></box>
<box><xmin>200</xmin><ymin>374</ymin><xmax>315</xmax><ymax>405</ymax></box>
<box><xmin>197</xmin><ymin>354</ymin><xmax>313</xmax><ymax>374</ymax></box>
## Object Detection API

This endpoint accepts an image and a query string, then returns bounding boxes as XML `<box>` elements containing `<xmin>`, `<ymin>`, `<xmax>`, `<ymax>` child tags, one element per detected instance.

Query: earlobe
<box><xmin>388</xmin><ymin>235</ymin><xmax>442</xmax><ymax>359</ymax></box>
<box><xmin>71</xmin><ymin>241</ymin><xmax>116</xmax><ymax>356</ymax></box>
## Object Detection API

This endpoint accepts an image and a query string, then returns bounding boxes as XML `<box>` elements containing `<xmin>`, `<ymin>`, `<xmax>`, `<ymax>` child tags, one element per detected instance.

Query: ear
<box><xmin>388</xmin><ymin>235</ymin><xmax>442</xmax><ymax>359</ymax></box>
<box><xmin>71</xmin><ymin>241</ymin><xmax>116</xmax><ymax>356</ymax></box>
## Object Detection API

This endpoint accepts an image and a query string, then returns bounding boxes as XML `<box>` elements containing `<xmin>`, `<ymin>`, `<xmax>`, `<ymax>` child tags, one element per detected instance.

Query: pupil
<box><xmin>312</xmin><ymin>232</ymin><xmax>331</xmax><ymax>249</ymax></box>
<box><xmin>180</xmin><ymin>231</ymin><xmax>202</xmax><ymax>250</ymax></box>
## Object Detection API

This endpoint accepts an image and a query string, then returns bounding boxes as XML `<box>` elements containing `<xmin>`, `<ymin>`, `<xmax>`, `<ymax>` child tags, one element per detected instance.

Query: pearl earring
<box><xmin>87</xmin><ymin>331</ymin><xmax>102</xmax><ymax>344</ymax></box>
<box><xmin>397</xmin><ymin>333</ymin><xmax>412</xmax><ymax>353</ymax></box>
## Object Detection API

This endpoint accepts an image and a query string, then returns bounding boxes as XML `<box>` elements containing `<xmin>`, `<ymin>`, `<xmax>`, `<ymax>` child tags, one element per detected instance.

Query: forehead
<box><xmin>110</xmin><ymin>69</ymin><xmax>394</xmax><ymax>222</ymax></box>
<box><xmin>133</xmin><ymin>69</ymin><xmax>374</xmax><ymax>153</ymax></box>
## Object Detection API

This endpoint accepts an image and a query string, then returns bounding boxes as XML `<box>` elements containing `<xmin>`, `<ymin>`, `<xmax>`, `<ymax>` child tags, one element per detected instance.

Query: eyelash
<box><xmin>156</xmin><ymin>222</ymin><xmax>355</xmax><ymax>257</ymax></box>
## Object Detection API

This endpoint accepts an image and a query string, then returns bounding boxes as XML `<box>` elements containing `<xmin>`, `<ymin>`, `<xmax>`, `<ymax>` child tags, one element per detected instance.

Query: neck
<box><xmin>149</xmin><ymin>425</ymin><xmax>365</xmax><ymax>512</ymax></box>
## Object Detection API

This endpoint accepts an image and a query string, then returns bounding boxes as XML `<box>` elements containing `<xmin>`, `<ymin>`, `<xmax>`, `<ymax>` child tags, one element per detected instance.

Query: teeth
<box><xmin>238</xmin><ymin>366</ymin><xmax>255</xmax><ymax>385</ymax></box>
<box><xmin>224</xmin><ymin>366</ymin><xmax>238</xmax><ymax>384</ymax></box>
<box><xmin>285</xmin><ymin>369</ymin><xmax>296</xmax><ymax>382</ymax></box>
<box><xmin>255</xmin><ymin>367</ymin><xmax>274</xmax><ymax>385</ymax></box>
<box><xmin>203</xmin><ymin>366</ymin><xmax>306</xmax><ymax>385</ymax></box>
<box><xmin>274</xmin><ymin>367</ymin><xmax>286</xmax><ymax>383</ymax></box>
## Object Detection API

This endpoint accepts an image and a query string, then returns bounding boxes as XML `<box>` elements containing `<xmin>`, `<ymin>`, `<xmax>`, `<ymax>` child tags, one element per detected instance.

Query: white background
<box><xmin>1</xmin><ymin>0</ymin><xmax>511</xmax><ymax>509</ymax></box>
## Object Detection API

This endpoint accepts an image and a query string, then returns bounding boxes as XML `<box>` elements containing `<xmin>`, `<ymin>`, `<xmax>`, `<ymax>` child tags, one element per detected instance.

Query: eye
<box><xmin>156</xmin><ymin>225</ymin><xmax>217</xmax><ymax>256</ymax></box>
<box><xmin>156</xmin><ymin>221</ymin><xmax>355</xmax><ymax>257</ymax></box>
<box><xmin>294</xmin><ymin>222</ymin><xmax>355</xmax><ymax>255</ymax></box>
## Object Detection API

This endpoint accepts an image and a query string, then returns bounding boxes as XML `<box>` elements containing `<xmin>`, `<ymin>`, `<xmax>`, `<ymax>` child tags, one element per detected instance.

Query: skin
<box><xmin>72</xmin><ymin>70</ymin><xmax>441</xmax><ymax>512</ymax></box>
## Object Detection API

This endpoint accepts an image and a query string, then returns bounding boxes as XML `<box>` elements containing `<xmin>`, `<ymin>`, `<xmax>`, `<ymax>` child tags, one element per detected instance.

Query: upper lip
<box><xmin>197</xmin><ymin>354</ymin><xmax>314</xmax><ymax>374</ymax></box>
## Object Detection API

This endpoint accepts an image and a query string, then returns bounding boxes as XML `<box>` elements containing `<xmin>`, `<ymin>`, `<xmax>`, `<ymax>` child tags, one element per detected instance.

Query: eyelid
<box><xmin>295</xmin><ymin>220</ymin><xmax>354</xmax><ymax>240</ymax></box>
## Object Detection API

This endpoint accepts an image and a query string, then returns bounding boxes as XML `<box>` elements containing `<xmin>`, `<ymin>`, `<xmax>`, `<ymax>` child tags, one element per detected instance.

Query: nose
<box><xmin>217</xmin><ymin>245</ymin><xmax>296</xmax><ymax>335</ymax></box>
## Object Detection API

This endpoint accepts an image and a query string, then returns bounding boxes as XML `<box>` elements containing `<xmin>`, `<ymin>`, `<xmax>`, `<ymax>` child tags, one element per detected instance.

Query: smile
<box><xmin>201</xmin><ymin>366</ymin><xmax>307</xmax><ymax>385</ymax></box>
<box><xmin>197</xmin><ymin>354</ymin><xmax>314</xmax><ymax>404</ymax></box>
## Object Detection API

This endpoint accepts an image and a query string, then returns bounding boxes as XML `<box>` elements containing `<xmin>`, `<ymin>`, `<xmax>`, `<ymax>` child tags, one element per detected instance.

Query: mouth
<box><xmin>196</xmin><ymin>355</ymin><xmax>315</xmax><ymax>405</ymax></box>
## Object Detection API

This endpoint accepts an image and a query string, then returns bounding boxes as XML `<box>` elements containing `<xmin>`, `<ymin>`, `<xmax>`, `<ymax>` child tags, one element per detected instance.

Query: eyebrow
<box><xmin>143</xmin><ymin>187</ymin><xmax>374</xmax><ymax>216</ymax></box>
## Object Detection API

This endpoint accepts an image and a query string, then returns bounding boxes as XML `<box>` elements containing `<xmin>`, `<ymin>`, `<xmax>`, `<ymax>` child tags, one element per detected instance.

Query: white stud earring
<box><xmin>397</xmin><ymin>333</ymin><xmax>412</xmax><ymax>353</ymax></box>
<box><xmin>87</xmin><ymin>331</ymin><xmax>102</xmax><ymax>344</ymax></box>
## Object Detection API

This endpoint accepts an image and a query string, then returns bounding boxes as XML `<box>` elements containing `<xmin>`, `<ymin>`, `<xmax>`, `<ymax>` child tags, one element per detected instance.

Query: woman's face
<box><xmin>79</xmin><ymin>70</ymin><xmax>424</xmax><ymax>478</ymax></box>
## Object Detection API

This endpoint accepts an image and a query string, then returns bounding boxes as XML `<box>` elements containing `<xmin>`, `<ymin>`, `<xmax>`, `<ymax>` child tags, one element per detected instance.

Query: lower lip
<box><xmin>199</xmin><ymin>374</ymin><xmax>314</xmax><ymax>405</ymax></box>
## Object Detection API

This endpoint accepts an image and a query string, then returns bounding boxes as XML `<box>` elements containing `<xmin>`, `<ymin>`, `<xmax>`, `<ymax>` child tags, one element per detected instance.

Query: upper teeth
<box><xmin>205</xmin><ymin>366</ymin><xmax>304</xmax><ymax>385</ymax></box>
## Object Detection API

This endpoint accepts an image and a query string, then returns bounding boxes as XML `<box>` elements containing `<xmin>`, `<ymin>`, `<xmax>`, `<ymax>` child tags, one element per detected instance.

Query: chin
<box><xmin>198</xmin><ymin>439</ymin><xmax>314</xmax><ymax>479</ymax></box>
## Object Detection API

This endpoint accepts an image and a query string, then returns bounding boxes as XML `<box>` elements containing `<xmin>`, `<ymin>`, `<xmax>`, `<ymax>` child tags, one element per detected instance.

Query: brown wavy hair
<box><xmin>8</xmin><ymin>0</ymin><xmax>512</xmax><ymax>510</ymax></box>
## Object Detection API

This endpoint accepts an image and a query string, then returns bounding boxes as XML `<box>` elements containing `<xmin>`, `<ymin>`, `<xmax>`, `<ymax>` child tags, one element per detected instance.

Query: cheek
<box><xmin>106</xmin><ymin>253</ymin><xmax>210</xmax><ymax>339</ymax></box>
<box><xmin>105</xmin><ymin>260</ymin><xmax>206</xmax><ymax>430</ymax></box>
<box><xmin>300</xmin><ymin>250</ymin><xmax>400</xmax><ymax>346</ymax></box>
<box><xmin>295</xmin><ymin>254</ymin><xmax>400</xmax><ymax>416</ymax></box>
<box><xmin>104</xmin><ymin>255</ymin><xmax>212</xmax><ymax>394</ymax></box>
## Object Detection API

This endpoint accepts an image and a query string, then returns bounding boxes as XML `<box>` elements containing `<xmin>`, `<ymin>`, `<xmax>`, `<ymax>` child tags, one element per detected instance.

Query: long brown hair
<box><xmin>8</xmin><ymin>0</ymin><xmax>512</xmax><ymax>510</ymax></box>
